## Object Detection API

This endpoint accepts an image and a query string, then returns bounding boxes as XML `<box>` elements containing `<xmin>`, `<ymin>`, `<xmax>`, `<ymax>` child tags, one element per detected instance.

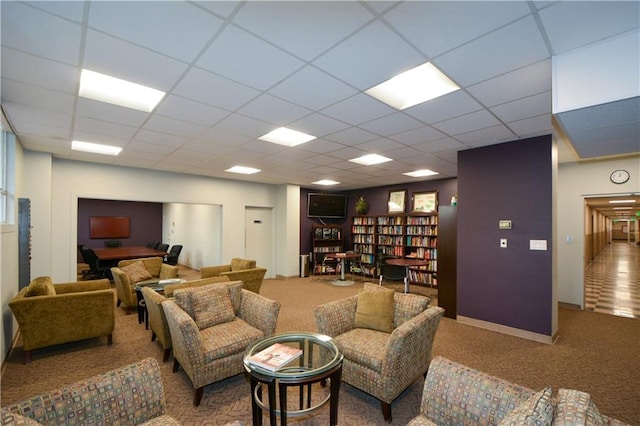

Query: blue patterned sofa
<box><xmin>1</xmin><ymin>358</ymin><xmax>179</xmax><ymax>425</ymax></box>
<box><xmin>407</xmin><ymin>356</ymin><xmax>630</xmax><ymax>426</ymax></box>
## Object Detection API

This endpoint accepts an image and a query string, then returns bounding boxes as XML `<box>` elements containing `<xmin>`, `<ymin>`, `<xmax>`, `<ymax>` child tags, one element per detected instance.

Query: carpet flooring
<box><xmin>2</xmin><ymin>276</ymin><xmax>638</xmax><ymax>425</ymax></box>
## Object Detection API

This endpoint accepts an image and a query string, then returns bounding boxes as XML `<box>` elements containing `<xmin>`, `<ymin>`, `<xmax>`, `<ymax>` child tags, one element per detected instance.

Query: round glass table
<box><xmin>243</xmin><ymin>332</ymin><xmax>343</xmax><ymax>426</ymax></box>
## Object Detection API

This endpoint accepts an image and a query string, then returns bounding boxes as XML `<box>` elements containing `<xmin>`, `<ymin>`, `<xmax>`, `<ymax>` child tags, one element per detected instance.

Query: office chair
<box><xmin>81</xmin><ymin>247</ymin><xmax>110</xmax><ymax>280</ymax></box>
<box><xmin>377</xmin><ymin>252</ymin><xmax>406</xmax><ymax>286</ymax></box>
<box><xmin>164</xmin><ymin>245</ymin><xmax>183</xmax><ymax>265</ymax></box>
<box><xmin>157</xmin><ymin>243</ymin><xmax>169</xmax><ymax>253</ymax></box>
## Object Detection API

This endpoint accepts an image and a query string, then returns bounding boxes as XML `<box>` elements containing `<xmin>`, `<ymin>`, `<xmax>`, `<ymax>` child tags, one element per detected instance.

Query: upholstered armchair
<box><xmin>112</xmin><ymin>256</ymin><xmax>178</xmax><ymax>313</ymax></box>
<box><xmin>141</xmin><ymin>276</ymin><xmax>231</xmax><ymax>362</ymax></box>
<box><xmin>200</xmin><ymin>257</ymin><xmax>267</xmax><ymax>293</ymax></box>
<box><xmin>314</xmin><ymin>283</ymin><xmax>444</xmax><ymax>422</ymax></box>
<box><xmin>8</xmin><ymin>277</ymin><xmax>115</xmax><ymax>364</ymax></box>
<box><xmin>162</xmin><ymin>281</ymin><xmax>281</xmax><ymax>406</ymax></box>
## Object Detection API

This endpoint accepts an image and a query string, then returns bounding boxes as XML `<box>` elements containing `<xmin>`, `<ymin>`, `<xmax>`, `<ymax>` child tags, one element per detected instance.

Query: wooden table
<box><xmin>384</xmin><ymin>258</ymin><xmax>429</xmax><ymax>294</ymax></box>
<box><xmin>93</xmin><ymin>246</ymin><xmax>168</xmax><ymax>262</ymax></box>
<box><xmin>325</xmin><ymin>252</ymin><xmax>360</xmax><ymax>281</ymax></box>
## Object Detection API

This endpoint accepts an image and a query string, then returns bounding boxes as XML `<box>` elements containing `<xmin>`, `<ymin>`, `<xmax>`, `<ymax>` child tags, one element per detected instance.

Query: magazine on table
<box><xmin>247</xmin><ymin>343</ymin><xmax>303</xmax><ymax>371</ymax></box>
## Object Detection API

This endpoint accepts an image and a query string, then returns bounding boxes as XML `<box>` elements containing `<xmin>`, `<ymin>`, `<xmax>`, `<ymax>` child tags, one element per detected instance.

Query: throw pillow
<box><xmin>354</xmin><ymin>285</ymin><xmax>395</xmax><ymax>333</ymax></box>
<box><xmin>499</xmin><ymin>387</ymin><xmax>554</xmax><ymax>426</ymax></box>
<box><xmin>231</xmin><ymin>258</ymin><xmax>255</xmax><ymax>271</ymax></box>
<box><xmin>25</xmin><ymin>276</ymin><xmax>56</xmax><ymax>297</ymax></box>
<box><xmin>553</xmin><ymin>389</ymin><xmax>605</xmax><ymax>426</ymax></box>
<box><xmin>120</xmin><ymin>261</ymin><xmax>153</xmax><ymax>284</ymax></box>
<box><xmin>192</xmin><ymin>287</ymin><xmax>236</xmax><ymax>330</ymax></box>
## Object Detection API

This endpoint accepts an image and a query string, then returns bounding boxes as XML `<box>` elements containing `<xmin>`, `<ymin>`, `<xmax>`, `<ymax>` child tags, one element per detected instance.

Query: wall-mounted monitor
<box><xmin>307</xmin><ymin>193</ymin><xmax>347</xmax><ymax>219</ymax></box>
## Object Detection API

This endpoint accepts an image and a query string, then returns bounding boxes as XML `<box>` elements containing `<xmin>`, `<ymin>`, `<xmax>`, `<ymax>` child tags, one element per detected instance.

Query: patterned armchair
<box><xmin>200</xmin><ymin>258</ymin><xmax>267</xmax><ymax>293</ymax></box>
<box><xmin>141</xmin><ymin>276</ymin><xmax>230</xmax><ymax>362</ymax></box>
<box><xmin>314</xmin><ymin>284</ymin><xmax>444</xmax><ymax>422</ymax></box>
<box><xmin>162</xmin><ymin>281</ymin><xmax>281</xmax><ymax>406</ymax></box>
<box><xmin>112</xmin><ymin>256</ymin><xmax>178</xmax><ymax>313</ymax></box>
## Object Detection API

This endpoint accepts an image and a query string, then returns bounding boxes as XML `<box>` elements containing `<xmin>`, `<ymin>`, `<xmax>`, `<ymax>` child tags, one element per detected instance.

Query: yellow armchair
<box><xmin>200</xmin><ymin>258</ymin><xmax>266</xmax><ymax>293</ymax></box>
<box><xmin>9</xmin><ymin>277</ymin><xmax>115</xmax><ymax>364</ymax></box>
<box><xmin>112</xmin><ymin>256</ymin><xmax>178</xmax><ymax>313</ymax></box>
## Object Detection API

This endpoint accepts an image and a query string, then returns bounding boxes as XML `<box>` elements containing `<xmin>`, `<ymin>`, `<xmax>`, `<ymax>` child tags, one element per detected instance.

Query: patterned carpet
<box><xmin>2</xmin><ymin>277</ymin><xmax>639</xmax><ymax>425</ymax></box>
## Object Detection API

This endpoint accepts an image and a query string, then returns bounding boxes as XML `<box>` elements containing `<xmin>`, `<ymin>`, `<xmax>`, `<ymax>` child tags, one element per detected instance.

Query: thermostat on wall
<box><xmin>499</xmin><ymin>220</ymin><xmax>512</xmax><ymax>230</ymax></box>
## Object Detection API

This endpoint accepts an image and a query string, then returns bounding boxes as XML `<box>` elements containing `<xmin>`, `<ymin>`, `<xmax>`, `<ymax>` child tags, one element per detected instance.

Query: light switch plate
<box><xmin>530</xmin><ymin>240</ymin><xmax>547</xmax><ymax>250</ymax></box>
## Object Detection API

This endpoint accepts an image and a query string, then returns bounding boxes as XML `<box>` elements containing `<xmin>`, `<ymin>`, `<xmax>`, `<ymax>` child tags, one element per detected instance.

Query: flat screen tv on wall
<box><xmin>307</xmin><ymin>193</ymin><xmax>347</xmax><ymax>219</ymax></box>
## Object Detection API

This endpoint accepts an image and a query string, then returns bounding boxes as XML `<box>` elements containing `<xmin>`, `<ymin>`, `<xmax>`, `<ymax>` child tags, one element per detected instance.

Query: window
<box><xmin>0</xmin><ymin>125</ymin><xmax>7</xmax><ymax>224</ymax></box>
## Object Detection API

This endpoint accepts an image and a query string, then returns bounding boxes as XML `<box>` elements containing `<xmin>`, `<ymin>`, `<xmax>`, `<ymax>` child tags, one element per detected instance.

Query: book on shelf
<box><xmin>247</xmin><ymin>342</ymin><xmax>302</xmax><ymax>371</ymax></box>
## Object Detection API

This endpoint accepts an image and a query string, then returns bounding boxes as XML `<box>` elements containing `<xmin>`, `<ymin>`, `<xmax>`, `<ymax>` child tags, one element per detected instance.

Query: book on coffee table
<box><xmin>247</xmin><ymin>343</ymin><xmax>303</xmax><ymax>372</ymax></box>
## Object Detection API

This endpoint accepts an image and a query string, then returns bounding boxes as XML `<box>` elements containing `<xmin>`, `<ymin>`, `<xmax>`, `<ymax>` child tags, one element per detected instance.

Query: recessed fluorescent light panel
<box><xmin>403</xmin><ymin>169</ymin><xmax>439</xmax><ymax>178</ymax></box>
<box><xmin>71</xmin><ymin>140</ymin><xmax>122</xmax><ymax>156</ymax></box>
<box><xmin>313</xmin><ymin>179</ymin><xmax>340</xmax><ymax>186</ymax></box>
<box><xmin>79</xmin><ymin>69</ymin><xmax>165</xmax><ymax>112</ymax></box>
<box><xmin>225</xmin><ymin>166</ymin><xmax>261</xmax><ymax>175</ymax></box>
<box><xmin>349</xmin><ymin>154</ymin><xmax>392</xmax><ymax>166</ymax></box>
<box><xmin>613</xmin><ymin>207</ymin><xmax>632</xmax><ymax>210</ymax></box>
<box><xmin>609</xmin><ymin>199</ymin><xmax>636</xmax><ymax>204</ymax></box>
<box><xmin>258</xmin><ymin>127</ymin><xmax>316</xmax><ymax>147</ymax></box>
<box><xmin>365</xmin><ymin>62</ymin><xmax>460</xmax><ymax>110</ymax></box>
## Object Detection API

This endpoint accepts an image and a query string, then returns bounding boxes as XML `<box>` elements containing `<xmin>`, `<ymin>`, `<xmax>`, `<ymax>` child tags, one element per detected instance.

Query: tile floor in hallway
<box><xmin>585</xmin><ymin>240</ymin><xmax>640</xmax><ymax>319</ymax></box>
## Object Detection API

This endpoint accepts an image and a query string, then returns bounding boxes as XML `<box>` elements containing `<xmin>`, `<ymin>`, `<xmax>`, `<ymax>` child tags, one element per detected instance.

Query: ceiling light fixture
<box><xmin>71</xmin><ymin>140</ymin><xmax>122</xmax><ymax>156</ymax></box>
<box><xmin>313</xmin><ymin>179</ymin><xmax>340</xmax><ymax>186</ymax></box>
<box><xmin>609</xmin><ymin>199</ymin><xmax>636</xmax><ymax>204</ymax></box>
<box><xmin>258</xmin><ymin>127</ymin><xmax>316</xmax><ymax>147</ymax></box>
<box><xmin>365</xmin><ymin>62</ymin><xmax>460</xmax><ymax>110</ymax></box>
<box><xmin>79</xmin><ymin>69</ymin><xmax>165</xmax><ymax>112</ymax></box>
<box><xmin>403</xmin><ymin>169</ymin><xmax>439</xmax><ymax>178</ymax></box>
<box><xmin>225</xmin><ymin>166</ymin><xmax>261</xmax><ymax>175</ymax></box>
<box><xmin>613</xmin><ymin>207</ymin><xmax>632</xmax><ymax>210</ymax></box>
<box><xmin>349</xmin><ymin>154</ymin><xmax>392</xmax><ymax>166</ymax></box>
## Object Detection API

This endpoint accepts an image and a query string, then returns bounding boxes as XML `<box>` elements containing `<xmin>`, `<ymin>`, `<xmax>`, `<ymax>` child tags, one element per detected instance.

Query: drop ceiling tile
<box><xmin>434</xmin><ymin>16</ymin><xmax>549</xmax><ymax>87</ymax></box>
<box><xmin>173</xmin><ymin>67</ymin><xmax>260</xmax><ymax>111</ymax></box>
<box><xmin>490</xmin><ymin>91</ymin><xmax>551</xmax><ymax>123</ymax></box>
<box><xmin>88</xmin><ymin>1</ymin><xmax>224</xmax><ymax>62</ymax></box>
<box><xmin>143</xmin><ymin>115</ymin><xmax>207</xmax><ymax>139</ymax></box>
<box><xmin>16</xmin><ymin>135</ymin><xmax>70</xmax><ymax>154</ymax></box>
<box><xmin>355</xmin><ymin>137</ymin><xmax>405</xmax><ymax>154</ymax></box>
<box><xmin>76</xmin><ymin>98</ymin><xmax>149</xmax><ymax>128</ymax></box>
<box><xmin>83</xmin><ymin>30</ymin><xmax>188</xmax><ymax>91</ymax></box>
<box><xmin>237</xmin><ymin>94</ymin><xmax>311</xmax><ymax>126</ymax></box>
<box><xmin>404</xmin><ymin>90</ymin><xmax>483</xmax><ymax>125</ymax></box>
<box><xmin>155</xmin><ymin>95</ymin><xmax>230</xmax><ymax>127</ymax></box>
<box><xmin>198</xmin><ymin>25</ymin><xmax>304</xmax><ymax>91</ymax></box>
<box><xmin>313</xmin><ymin>20</ymin><xmax>426</xmax><ymax>90</ymax></box>
<box><xmin>2</xmin><ymin>79</ymin><xmax>75</xmax><ymax>114</ymax></box>
<box><xmin>4</xmin><ymin>102</ymin><xmax>72</xmax><ymax>130</ymax></box>
<box><xmin>1</xmin><ymin>2</ymin><xmax>82</xmax><ymax>65</ymax></box>
<box><xmin>412</xmin><ymin>137</ymin><xmax>468</xmax><ymax>154</ymax></box>
<box><xmin>389</xmin><ymin>125</ymin><xmax>448</xmax><ymax>146</ymax></box>
<box><xmin>211</xmin><ymin>113</ymin><xmax>273</xmax><ymax>139</ymax></box>
<box><xmin>467</xmin><ymin>59</ymin><xmax>551</xmax><ymax>107</ymax></box>
<box><xmin>385</xmin><ymin>1</ymin><xmax>531</xmax><ymax>57</ymax></box>
<box><xmin>454</xmin><ymin>124</ymin><xmax>517</xmax><ymax>147</ymax></box>
<box><xmin>233</xmin><ymin>1</ymin><xmax>373</xmax><ymax>61</ymax></box>
<box><xmin>287</xmin><ymin>114</ymin><xmax>350</xmax><ymax>139</ymax></box>
<box><xmin>432</xmin><ymin>110</ymin><xmax>502</xmax><ymax>136</ymax></box>
<box><xmin>269</xmin><ymin>66</ymin><xmax>359</xmax><ymax>111</ymax></box>
<box><xmin>324</xmin><ymin>127</ymin><xmax>380</xmax><ymax>145</ymax></box>
<box><xmin>125</xmin><ymin>141</ymin><xmax>176</xmax><ymax>156</ymax></box>
<box><xmin>359</xmin><ymin>113</ymin><xmax>425</xmax><ymax>137</ymax></box>
<box><xmin>189</xmin><ymin>127</ymin><xmax>252</xmax><ymax>148</ymax></box>
<box><xmin>133</xmin><ymin>129</ymin><xmax>189</xmax><ymax>148</ymax></box>
<box><xmin>506</xmin><ymin>114</ymin><xmax>552</xmax><ymax>138</ymax></box>
<box><xmin>299</xmin><ymin>138</ymin><xmax>346</xmax><ymax>155</ymax></box>
<box><xmin>321</xmin><ymin>93</ymin><xmax>396</xmax><ymax>126</ymax></box>
<box><xmin>1</xmin><ymin>48</ymin><xmax>78</xmax><ymax>93</ymax></box>
<box><xmin>193</xmin><ymin>1</ymin><xmax>242</xmax><ymax>18</ymax></box>
<box><xmin>21</xmin><ymin>1</ymin><xmax>85</xmax><ymax>22</ymax></box>
<box><xmin>539</xmin><ymin>1</ymin><xmax>640</xmax><ymax>55</ymax></box>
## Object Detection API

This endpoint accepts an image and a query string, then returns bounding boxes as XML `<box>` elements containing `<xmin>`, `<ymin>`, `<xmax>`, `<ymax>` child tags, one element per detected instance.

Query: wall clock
<box><xmin>610</xmin><ymin>169</ymin><xmax>630</xmax><ymax>184</ymax></box>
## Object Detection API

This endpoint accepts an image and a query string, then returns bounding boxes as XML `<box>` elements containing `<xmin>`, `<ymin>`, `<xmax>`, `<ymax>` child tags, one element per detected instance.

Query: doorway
<box><xmin>245</xmin><ymin>207</ymin><xmax>274</xmax><ymax>278</ymax></box>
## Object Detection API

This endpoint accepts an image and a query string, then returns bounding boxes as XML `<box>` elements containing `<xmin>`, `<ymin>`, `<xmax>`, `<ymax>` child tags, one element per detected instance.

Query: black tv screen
<box><xmin>307</xmin><ymin>193</ymin><xmax>347</xmax><ymax>218</ymax></box>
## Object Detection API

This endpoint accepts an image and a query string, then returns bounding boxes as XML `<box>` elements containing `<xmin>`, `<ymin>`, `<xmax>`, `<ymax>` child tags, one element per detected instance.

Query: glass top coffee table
<box><xmin>243</xmin><ymin>332</ymin><xmax>343</xmax><ymax>426</ymax></box>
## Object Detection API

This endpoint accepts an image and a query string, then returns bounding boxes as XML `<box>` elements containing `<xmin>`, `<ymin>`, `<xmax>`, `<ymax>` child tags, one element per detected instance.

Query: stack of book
<box><xmin>247</xmin><ymin>343</ymin><xmax>302</xmax><ymax>372</ymax></box>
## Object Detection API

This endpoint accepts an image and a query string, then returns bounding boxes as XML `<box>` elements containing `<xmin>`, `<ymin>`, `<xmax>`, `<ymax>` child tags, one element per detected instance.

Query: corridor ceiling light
<box><xmin>365</xmin><ymin>62</ymin><xmax>460</xmax><ymax>110</ymax></box>
<box><xmin>403</xmin><ymin>169</ymin><xmax>439</xmax><ymax>178</ymax></box>
<box><xmin>258</xmin><ymin>127</ymin><xmax>316</xmax><ymax>147</ymax></box>
<box><xmin>609</xmin><ymin>199</ymin><xmax>636</xmax><ymax>204</ymax></box>
<box><xmin>313</xmin><ymin>179</ymin><xmax>340</xmax><ymax>186</ymax></box>
<box><xmin>79</xmin><ymin>69</ymin><xmax>165</xmax><ymax>112</ymax></box>
<box><xmin>71</xmin><ymin>140</ymin><xmax>122</xmax><ymax>156</ymax></box>
<box><xmin>349</xmin><ymin>154</ymin><xmax>392</xmax><ymax>166</ymax></box>
<box><xmin>225</xmin><ymin>165</ymin><xmax>261</xmax><ymax>175</ymax></box>
<box><xmin>613</xmin><ymin>207</ymin><xmax>632</xmax><ymax>210</ymax></box>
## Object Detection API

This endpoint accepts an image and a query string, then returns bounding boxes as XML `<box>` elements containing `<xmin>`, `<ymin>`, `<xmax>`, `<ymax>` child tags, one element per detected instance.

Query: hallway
<box><xmin>585</xmin><ymin>241</ymin><xmax>640</xmax><ymax>319</ymax></box>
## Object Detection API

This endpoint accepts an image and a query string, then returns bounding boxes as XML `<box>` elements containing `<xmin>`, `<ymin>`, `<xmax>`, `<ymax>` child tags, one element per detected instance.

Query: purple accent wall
<box><xmin>77</xmin><ymin>199</ymin><xmax>163</xmax><ymax>253</ymax></box>
<box><xmin>299</xmin><ymin>178</ymin><xmax>458</xmax><ymax>256</ymax></box>
<box><xmin>457</xmin><ymin>136</ymin><xmax>553</xmax><ymax>335</ymax></box>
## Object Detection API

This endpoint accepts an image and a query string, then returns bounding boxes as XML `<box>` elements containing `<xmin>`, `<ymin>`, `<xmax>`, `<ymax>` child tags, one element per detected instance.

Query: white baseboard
<box><xmin>457</xmin><ymin>315</ymin><xmax>555</xmax><ymax>344</ymax></box>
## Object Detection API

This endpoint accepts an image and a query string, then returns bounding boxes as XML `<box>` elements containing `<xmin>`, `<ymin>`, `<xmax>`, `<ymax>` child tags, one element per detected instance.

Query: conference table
<box><xmin>384</xmin><ymin>257</ymin><xmax>429</xmax><ymax>294</ymax></box>
<box><xmin>93</xmin><ymin>246</ymin><xmax>168</xmax><ymax>263</ymax></box>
